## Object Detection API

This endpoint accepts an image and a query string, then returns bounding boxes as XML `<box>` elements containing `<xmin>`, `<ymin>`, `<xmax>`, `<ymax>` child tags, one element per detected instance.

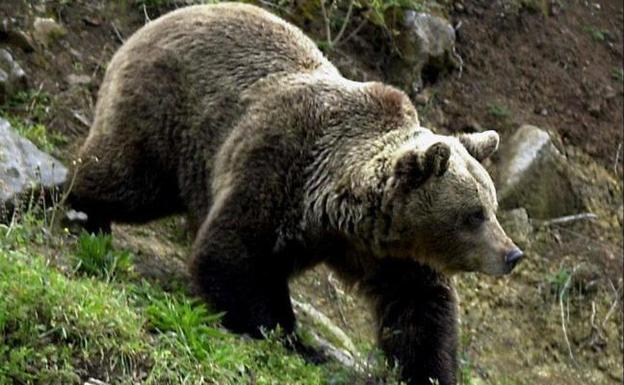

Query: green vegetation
<box><xmin>612</xmin><ymin>67</ymin><xmax>624</xmax><ymax>83</ymax></box>
<box><xmin>583</xmin><ymin>25</ymin><xmax>609</xmax><ymax>42</ymax></box>
<box><xmin>72</xmin><ymin>232</ymin><xmax>133</xmax><ymax>280</ymax></box>
<box><xmin>0</xmin><ymin>206</ymin><xmax>401</xmax><ymax>384</ymax></box>
<box><xmin>0</xmin><ymin>90</ymin><xmax>66</xmax><ymax>152</ymax></box>
<box><xmin>487</xmin><ymin>103</ymin><xmax>511</xmax><ymax>119</ymax></box>
<box><xmin>137</xmin><ymin>0</ymin><xmax>220</xmax><ymax>11</ymax></box>
<box><xmin>310</xmin><ymin>0</ymin><xmax>444</xmax><ymax>51</ymax></box>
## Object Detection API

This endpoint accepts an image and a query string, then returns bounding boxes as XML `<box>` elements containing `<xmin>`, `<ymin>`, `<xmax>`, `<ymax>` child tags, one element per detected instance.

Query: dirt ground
<box><xmin>433</xmin><ymin>0</ymin><xmax>624</xmax><ymax>172</ymax></box>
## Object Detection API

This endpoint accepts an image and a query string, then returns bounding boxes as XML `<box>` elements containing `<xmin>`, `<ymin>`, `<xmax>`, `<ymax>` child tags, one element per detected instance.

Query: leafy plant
<box><xmin>583</xmin><ymin>25</ymin><xmax>609</xmax><ymax>42</ymax></box>
<box><xmin>146</xmin><ymin>293</ymin><xmax>226</xmax><ymax>360</ymax></box>
<box><xmin>73</xmin><ymin>232</ymin><xmax>133</xmax><ymax>279</ymax></box>
<box><xmin>487</xmin><ymin>103</ymin><xmax>511</xmax><ymax>118</ymax></box>
<box><xmin>547</xmin><ymin>267</ymin><xmax>572</xmax><ymax>299</ymax></box>
<box><xmin>612</xmin><ymin>67</ymin><xmax>624</xmax><ymax>83</ymax></box>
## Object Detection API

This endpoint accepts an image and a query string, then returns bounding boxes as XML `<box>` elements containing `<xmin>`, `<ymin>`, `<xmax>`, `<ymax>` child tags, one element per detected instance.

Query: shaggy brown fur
<box><xmin>68</xmin><ymin>4</ymin><xmax>521</xmax><ymax>385</ymax></box>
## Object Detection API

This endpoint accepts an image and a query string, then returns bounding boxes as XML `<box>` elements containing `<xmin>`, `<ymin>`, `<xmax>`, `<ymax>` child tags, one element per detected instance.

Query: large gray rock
<box><xmin>496</xmin><ymin>124</ymin><xmax>581</xmax><ymax>219</ymax></box>
<box><xmin>389</xmin><ymin>11</ymin><xmax>457</xmax><ymax>95</ymax></box>
<box><xmin>0</xmin><ymin>117</ymin><xmax>67</xmax><ymax>206</ymax></box>
<box><xmin>0</xmin><ymin>48</ymin><xmax>28</xmax><ymax>104</ymax></box>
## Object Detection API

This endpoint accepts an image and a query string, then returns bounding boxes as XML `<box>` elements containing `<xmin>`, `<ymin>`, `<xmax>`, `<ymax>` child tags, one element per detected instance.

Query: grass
<box><xmin>612</xmin><ymin>67</ymin><xmax>624</xmax><ymax>83</ymax></box>
<box><xmin>583</xmin><ymin>26</ymin><xmax>609</xmax><ymax>42</ymax></box>
<box><xmin>72</xmin><ymin>232</ymin><xmax>133</xmax><ymax>280</ymax></box>
<box><xmin>0</xmin><ymin>90</ymin><xmax>67</xmax><ymax>152</ymax></box>
<box><xmin>487</xmin><ymin>103</ymin><xmax>511</xmax><ymax>119</ymax></box>
<box><xmin>0</xmin><ymin>208</ymin><xmax>402</xmax><ymax>385</ymax></box>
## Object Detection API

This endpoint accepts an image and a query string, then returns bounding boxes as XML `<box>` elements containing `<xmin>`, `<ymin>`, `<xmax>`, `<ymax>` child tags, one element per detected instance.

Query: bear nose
<box><xmin>505</xmin><ymin>248</ymin><xmax>524</xmax><ymax>271</ymax></box>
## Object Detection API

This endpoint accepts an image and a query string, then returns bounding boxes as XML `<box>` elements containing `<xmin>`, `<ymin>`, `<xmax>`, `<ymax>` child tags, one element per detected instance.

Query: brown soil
<box><xmin>433</xmin><ymin>0</ymin><xmax>624</xmax><ymax>172</ymax></box>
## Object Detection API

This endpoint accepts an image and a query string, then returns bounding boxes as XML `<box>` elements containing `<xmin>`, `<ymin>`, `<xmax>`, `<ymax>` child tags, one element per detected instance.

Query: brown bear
<box><xmin>67</xmin><ymin>3</ymin><xmax>523</xmax><ymax>385</ymax></box>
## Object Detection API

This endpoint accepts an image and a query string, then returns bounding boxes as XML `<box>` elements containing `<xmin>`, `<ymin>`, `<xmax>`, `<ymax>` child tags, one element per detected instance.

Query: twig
<box><xmin>319</xmin><ymin>0</ymin><xmax>332</xmax><ymax>46</ymax></box>
<box><xmin>84</xmin><ymin>379</ymin><xmax>109</xmax><ymax>385</ymax></box>
<box><xmin>559</xmin><ymin>267</ymin><xmax>578</xmax><ymax>367</ymax></box>
<box><xmin>291</xmin><ymin>298</ymin><xmax>358</xmax><ymax>354</ymax></box>
<box><xmin>332</xmin><ymin>0</ymin><xmax>355</xmax><ymax>46</ymax></box>
<box><xmin>452</xmin><ymin>46</ymin><xmax>464</xmax><ymax>79</ymax></box>
<box><xmin>614</xmin><ymin>142</ymin><xmax>622</xmax><ymax>175</ymax></box>
<box><xmin>602</xmin><ymin>279</ymin><xmax>621</xmax><ymax>329</ymax></box>
<box><xmin>71</xmin><ymin>110</ymin><xmax>91</xmax><ymax>128</ymax></box>
<box><xmin>143</xmin><ymin>4</ymin><xmax>151</xmax><ymax>23</ymax></box>
<box><xmin>540</xmin><ymin>212</ymin><xmax>597</xmax><ymax>227</ymax></box>
<box><xmin>326</xmin><ymin>273</ymin><xmax>350</xmax><ymax>328</ymax></box>
<box><xmin>335</xmin><ymin>18</ymin><xmax>367</xmax><ymax>48</ymax></box>
<box><xmin>111</xmin><ymin>22</ymin><xmax>124</xmax><ymax>44</ymax></box>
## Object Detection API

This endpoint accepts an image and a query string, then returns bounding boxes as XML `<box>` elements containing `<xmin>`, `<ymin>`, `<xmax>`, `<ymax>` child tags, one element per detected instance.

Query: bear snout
<box><xmin>504</xmin><ymin>248</ymin><xmax>524</xmax><ymax>273</ymax></box>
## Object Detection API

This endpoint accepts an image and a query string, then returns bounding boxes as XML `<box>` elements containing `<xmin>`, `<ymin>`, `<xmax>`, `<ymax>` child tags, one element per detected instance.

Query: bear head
<box><xmin>380</xmin><ymin>130</ymin><xmax>523</xmax><ymax>276</ymax></box>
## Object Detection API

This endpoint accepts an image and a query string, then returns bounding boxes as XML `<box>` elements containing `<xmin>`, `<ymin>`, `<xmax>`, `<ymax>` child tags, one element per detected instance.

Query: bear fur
<box><xmin>68</xmin><ymin>4</ymin><xmax>521</xmax><ymax>385</ymax></box>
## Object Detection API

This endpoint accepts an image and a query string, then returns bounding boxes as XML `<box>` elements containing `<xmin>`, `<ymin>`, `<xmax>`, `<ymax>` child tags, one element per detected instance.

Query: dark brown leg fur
<box><xmin>363</xmin><ymin>259</ymin><xmax>458</xmax><ymax>385</ymax></box>
<box><xmin>190</xmin><ymin>187</ymin><xmax>296</xmax><ymax>337</ymax></box>
<box><xmin>67</xmin><ymin>144</ymin><xmax>184</xmax><ymax>233</ymax></box>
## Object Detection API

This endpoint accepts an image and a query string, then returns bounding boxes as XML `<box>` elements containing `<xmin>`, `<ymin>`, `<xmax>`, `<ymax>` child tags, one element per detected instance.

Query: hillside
<box><xmin>0</xmin><ymin>1</ymin><xmax>622</xmax><ymax>384</ymax></box>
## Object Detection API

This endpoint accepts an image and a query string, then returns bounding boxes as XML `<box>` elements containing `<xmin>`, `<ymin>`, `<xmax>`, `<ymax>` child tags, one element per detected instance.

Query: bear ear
<box><xmin>394</xmin><ymin>142</ymin><xmax>451</xmax><ymax>186</ymax></box>
<box><xmin>458</xmin><ymin>130</ymin><xmax>500</xmax><ymax>162</ymax></box>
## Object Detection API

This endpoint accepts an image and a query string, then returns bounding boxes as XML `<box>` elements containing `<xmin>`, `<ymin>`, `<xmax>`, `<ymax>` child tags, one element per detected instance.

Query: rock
<box><xmin>0</xmin><ymin>48</ymin><xmax>28</xmax><ymax>103</ymax></box>
<box><xmin>413</xmin><ymin>87</ymin><xmax>432</xmax><ymax>105</ymax></box>
<box><xmin>498</xmin><ymin>208</ymin><xmax>532</xmax><ymax>249</ymax></box>
<box><xmin>1</xmin><ymin>18</ymin><xmax>35</xmax><ymax>52</ymax></box>
<box><xmin>66</xmin><ymin>73</ymin><xmax>92</xmax><ymax>87</ymax></box>
<box><xmin>389</xmin><ymin>11</ymin><xmax>457</xmax><ymax>95</ymax></box>
<box><xmin>496</xmin><ymin>125</ymin><xmax>581</xmax><ymax>219</ymax></box>
<box><xmin>32</xmin><ymin>17</ymin><xmax>67</xmax><ymax>47</ymax></box>
<box><xmin>0</xmin><ymin>118</ymin><xmax>67</xmax><ymax>208</ymax></box>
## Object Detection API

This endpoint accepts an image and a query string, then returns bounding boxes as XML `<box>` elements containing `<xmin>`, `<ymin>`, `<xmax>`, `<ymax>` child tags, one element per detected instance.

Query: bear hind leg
<box><xmin>67</xmin><ymin>145</ymin><xmax>184</xmax><ymax>233</ymax></box>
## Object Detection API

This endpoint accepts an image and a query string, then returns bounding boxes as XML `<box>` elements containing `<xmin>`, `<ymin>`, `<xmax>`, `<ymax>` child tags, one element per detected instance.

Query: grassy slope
<box><xmin>0</xmin><ymin>214</ymin><xmax>399</xmax><ymax>385</ymax></box>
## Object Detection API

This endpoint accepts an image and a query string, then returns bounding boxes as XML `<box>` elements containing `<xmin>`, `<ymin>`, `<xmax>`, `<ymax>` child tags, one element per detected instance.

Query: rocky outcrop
<box><xmin>0</xmin><ymin>48</ymin><xmax>28</xmax><ymax>104</ymax></box>
<box><xmin>496</xmin><ymin>124</ymin><xmax>580</xmax><ymax>219</ymax></box>
<box><xmin>0</xmin><ymin>117</ymin><xmax>67</xmax><ymax>210</ymax></box>
<box><xmin>496</xmin><ymin>124</ymin><xmax>622</xmax><ymax>225</ymax></box>
<box><xmin>389</xmin><ymin>11</ymin><xmax>457</xmax><ymax>95</ymax></box>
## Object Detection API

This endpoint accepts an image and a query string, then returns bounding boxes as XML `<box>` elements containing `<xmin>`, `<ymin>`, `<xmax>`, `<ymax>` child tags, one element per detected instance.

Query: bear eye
<box><xmin>464</xmin><ymin>209</ymin><xmax>486</xmax><ymax>228</ymax></box>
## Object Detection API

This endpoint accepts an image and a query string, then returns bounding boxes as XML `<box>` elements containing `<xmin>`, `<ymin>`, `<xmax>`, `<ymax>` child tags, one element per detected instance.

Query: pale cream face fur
<box><xmin>377</xmin><ymin>130</ymin><xmax>518</xmax><ymax>276</ymax></box>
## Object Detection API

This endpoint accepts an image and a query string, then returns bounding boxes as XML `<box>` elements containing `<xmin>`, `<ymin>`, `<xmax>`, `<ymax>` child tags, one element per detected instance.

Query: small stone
<box><xmin>413</xmin><ymin>88</ymin><xmax>431</xmax><ymax>105</ymax></box>
<box><xmin>66</xmin><ymin>74</ymin><xmax>92</xmax><ymax>86</ymax></box>
<box><xmin>586</xmin><ymin>99</ymin><xmax>602</xmax><ymax>116</ymax></box>
<box><xmin>33</xmin><ymin>17</ymin><xmax>67</xmax><ymax>46</ymax></box>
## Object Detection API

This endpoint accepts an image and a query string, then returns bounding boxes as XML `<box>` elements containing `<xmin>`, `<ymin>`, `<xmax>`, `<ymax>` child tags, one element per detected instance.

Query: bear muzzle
<box><xmin>504</xmin><ymin>248</ymin><xmax>524</xmax><ymax>274</ymax></box>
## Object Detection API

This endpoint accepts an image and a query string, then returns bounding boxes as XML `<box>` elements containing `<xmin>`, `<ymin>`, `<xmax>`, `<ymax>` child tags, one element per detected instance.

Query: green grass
<box><xmin>72</xmin><ymin>232</ymin><xmax>133</xmax><ymax>280</ymax></box>
<box><xmin>0</xmin><ymin>90</ymin><xmax>67</xmax><ymax>152</ymax></box>
<box><xmin>0</xmin><ymin>211</ymin><xmax>402</xmax><ymax>385</ymax></box>
<box><xmin>487</xmin><ymin>103</ymin><xmax>511</xmax><ymax>119</ymax></box>
<box><xmin>612</xmin><ymin>67</ymin><xmax>624</xmax><ymax>83</ymax></box>
<box><xmin>583</xmin><ymin>26</ymin><xmax>609</xmax><ymax>42</ymax></box>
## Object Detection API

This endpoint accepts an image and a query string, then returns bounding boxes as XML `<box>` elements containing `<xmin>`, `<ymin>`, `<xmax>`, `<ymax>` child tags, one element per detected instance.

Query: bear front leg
<box><xmin>364</xmin><ymin>259</ymin><xmax>458</xmax><ymax>385</ymax></box>
<box><xmin>190</xmin><ymin>188</ymin><xmax>296</xmax><ymax>338</ymax></box>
